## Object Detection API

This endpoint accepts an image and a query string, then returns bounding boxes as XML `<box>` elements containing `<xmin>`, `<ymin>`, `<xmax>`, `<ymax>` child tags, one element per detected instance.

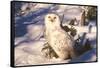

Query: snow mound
<box><xmin>15</xmin><ymin>40</ymin><xmax>70</xmax><ymax>66</ymax></box>
<box><xmin>26</xmin><ymin>24</ymin><xmax>44</xmax><ymax>40</ymax></box>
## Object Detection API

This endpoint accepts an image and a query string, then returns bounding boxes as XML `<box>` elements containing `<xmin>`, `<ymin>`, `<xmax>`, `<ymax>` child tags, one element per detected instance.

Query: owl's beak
<box><xmin>50</xmin><ymin>19</ymin><xmax>54</xmax><ymax>22</ymax></box>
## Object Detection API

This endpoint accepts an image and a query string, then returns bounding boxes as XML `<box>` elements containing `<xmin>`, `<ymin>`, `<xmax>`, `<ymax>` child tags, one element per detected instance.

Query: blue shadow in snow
<box><xmin>15</xmin><ymin>4</ymin><xmax>57</xmax><ymax>37</ymax></box>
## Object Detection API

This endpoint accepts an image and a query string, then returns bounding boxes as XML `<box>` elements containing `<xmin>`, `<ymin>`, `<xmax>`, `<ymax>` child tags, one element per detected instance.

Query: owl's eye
<box><xmin>48</xmin><ymin>16</ymin><xmax>51</xmax><ymax>18</ymax></box>
<box><xmin>54</xmin><ymin>17</ymin><xmax>56</xmax><ymax>19</ymax></box>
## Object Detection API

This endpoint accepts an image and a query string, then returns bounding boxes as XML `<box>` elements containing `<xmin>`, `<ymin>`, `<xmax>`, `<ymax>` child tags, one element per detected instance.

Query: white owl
<box><xmin>44</xmin><ymin>13</ymin><xmax>76</xmax><ymax>60</ymax></box>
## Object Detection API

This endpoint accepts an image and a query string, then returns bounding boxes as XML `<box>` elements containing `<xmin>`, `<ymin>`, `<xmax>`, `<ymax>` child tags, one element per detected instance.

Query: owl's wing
<box><xmin>43</xmin><ymin>28</ymin><xmax>46</xmax><ymax>38</ymax></box>
<box><xmin>44</xmin><ymin>27</ymin><xmax>49</xmax><ymax>43</ymax></box>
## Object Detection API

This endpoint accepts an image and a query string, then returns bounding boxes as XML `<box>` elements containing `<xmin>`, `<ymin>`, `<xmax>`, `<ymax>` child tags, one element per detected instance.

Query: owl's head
<box><xmin>45</xmin><ymin>13</ymin><xmax>61</xmax><ymax>28</ymax></box>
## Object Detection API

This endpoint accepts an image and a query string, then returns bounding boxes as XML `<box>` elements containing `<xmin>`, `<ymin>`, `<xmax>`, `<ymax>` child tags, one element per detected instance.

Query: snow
<box><xmin>13</xmin><ymin>2</ymin><xmax>97</xmax><ymax>66</ymax></box>
<box><xmin>15</xmin><ymin>40</ymin><xmax>71</xmax><ymax>66</ymax></box>
<box><xmin>26</xmin><ymin>24</ymin><xmax>44</xmax><ymax>40</ymax></box>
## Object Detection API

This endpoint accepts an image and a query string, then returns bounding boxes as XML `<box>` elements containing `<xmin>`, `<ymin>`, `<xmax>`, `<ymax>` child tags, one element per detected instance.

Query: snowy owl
<box><xmin>43</xmin><ymin>13</ymin><xmax>76</xmax><ymax>60</ymax></box>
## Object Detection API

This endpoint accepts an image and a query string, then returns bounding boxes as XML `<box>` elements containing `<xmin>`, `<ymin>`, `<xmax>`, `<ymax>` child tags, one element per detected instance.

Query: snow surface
<box><xmin>14</xmin><ymin>3</ymin><xmax>97</xmax><ymax>66</ymax></box>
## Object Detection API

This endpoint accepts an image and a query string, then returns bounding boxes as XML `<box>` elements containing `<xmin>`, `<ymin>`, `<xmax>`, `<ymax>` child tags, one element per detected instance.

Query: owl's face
<box><xmin>45</xmin><ymin>14</ymin><xmax>60</xmax><ymax>27</ymax></box>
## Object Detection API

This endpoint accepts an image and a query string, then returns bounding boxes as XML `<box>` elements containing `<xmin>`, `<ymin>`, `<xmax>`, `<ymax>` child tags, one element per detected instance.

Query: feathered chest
<box><xmin>48</xmin><ymin>28</ymin><xmax>70</xmax><ymax>44</ymax></box>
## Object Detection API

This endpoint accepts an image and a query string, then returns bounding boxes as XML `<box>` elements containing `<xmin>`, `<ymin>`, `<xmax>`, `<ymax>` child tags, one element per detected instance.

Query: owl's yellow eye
<box><xmin>48</xmin><ymin>16</ymin><xmax>51</xmax><ymax>18</ymax></box>
<box><xmin>54</xmin><ymin>17</ymin><xmax>56</xmax><ymax>19</ymax></box>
